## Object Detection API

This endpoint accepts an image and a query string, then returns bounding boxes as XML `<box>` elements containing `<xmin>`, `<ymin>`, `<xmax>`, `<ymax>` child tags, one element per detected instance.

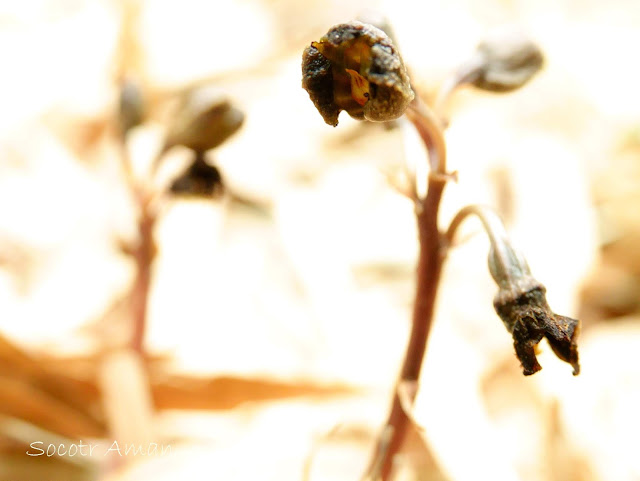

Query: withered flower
<box><xmin>170</xmin><ymin>152</ymin><xmax>224</xmax><ymax>198</ymax></box>
<box><xmin>465</xmin><ymin>29</ymin><xmax>544</xmax><ymax>93</ymax></box>
<box><xmin>489</xmin><ymin>244</ymin><xmax>580</xmax><ymax>376</ymax></box>
<box><xmin>301</xmin><ymin>21</ymin><xmax>414</xmax><ymax>126</ymax></box>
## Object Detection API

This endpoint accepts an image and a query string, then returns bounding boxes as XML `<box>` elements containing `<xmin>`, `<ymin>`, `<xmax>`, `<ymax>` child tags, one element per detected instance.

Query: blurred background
<box><xmin>0</xmin><ymin>0</ymin><xmax>639</xmax><ymax>480</ymax></box>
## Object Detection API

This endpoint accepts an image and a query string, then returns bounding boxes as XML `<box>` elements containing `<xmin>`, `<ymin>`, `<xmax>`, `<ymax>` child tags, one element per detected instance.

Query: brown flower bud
<box><xmin>170</xmin><ymin>152</ymin><xmax>224</xmax><ymax>198</ymax></box>
<box><xmin>164</xmin><ymin>87</ymin><xmax>244</xmax><ymax>153</ymax></box>
<box><xmin>459</xmin><ymin>29</ymin><xmax>544</xmax><ymax>93</ymax></box>
<box><xmin>489</xmin><ymin>245</ymin><xmax>580</xmax><ymax>376</ymax></box>
<box><xmin>301</xmin><ymin>21</ymin><xmax>414</xmax><ymax>126</ymax></box>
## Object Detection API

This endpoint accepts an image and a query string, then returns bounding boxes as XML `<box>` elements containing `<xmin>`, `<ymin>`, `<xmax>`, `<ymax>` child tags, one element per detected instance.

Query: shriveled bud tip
<box><xmin>165</xmin><ymin>86</ymin><xmax>244</xmax><ymax>153</ymax></box>
<box><xmin>302</xmin><ymin>21</ymin><xmax>414</xmax><ymax>126</ymax></box>
<box><xmin>464</xmin><ymin>29</ymin><xmax>544</xmax><ymax>93</ymax></box>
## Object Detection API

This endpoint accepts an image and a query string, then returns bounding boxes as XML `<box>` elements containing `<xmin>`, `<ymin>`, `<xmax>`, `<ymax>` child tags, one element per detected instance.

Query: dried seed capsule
<box><xmin>302</xmin><ymin>21</ymin><xmax>414</xmax><ymax>126</ymax></box>
<box><xmin>164</xmin><ymin>86</ymin><xmax>244</xmax><ymax>153</ymax></box>
<box><xmin>467</xmin><ymin>29</ymin><xmax>544</xmax><ymax>93</ymax></box>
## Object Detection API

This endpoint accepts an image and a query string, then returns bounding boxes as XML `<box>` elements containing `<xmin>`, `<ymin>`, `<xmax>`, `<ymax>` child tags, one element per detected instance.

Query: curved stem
<box><xmin>433</xmin><ymin>54</ymin><xmax>483</xmax><ymax>121</ymax></box>
<box><xmin>445</xmin><ymin>205</ymin><xmax>523</xmax><ymax>286</ymax></box>
<box><xmin>406</xmin><ymin>95</ymin><xmax>447</xmax><ymax>175</ymax></box>
<box><xmin>445</xmin><ymin>203</ymin><xmax>508</xmax><ymax>245</ymax></box>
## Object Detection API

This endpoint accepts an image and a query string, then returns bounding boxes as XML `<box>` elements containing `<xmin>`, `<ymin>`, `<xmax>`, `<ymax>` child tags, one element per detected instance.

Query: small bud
<box><xmin>301</xmin><ymin>21</ymin><xmax>414</xmax><ymax>126</ymax></box>
<box><xmin>118</xmin><ymin>78</ymin><xmax>145</xmax><ymax>135</ymax></box>
<box><xmin>164</xmin><ymin>86</ymin><xmax>244</xmax><ymax>153</ymax></box>
<box><xmin>489</xmin><ymin>245</ymin><xmax>580</xmax><ymax>376</ymax></box>
<box><xmin>170</xmin><ymin>153</ymin><xmax>224</xmax><ymax>198</ymax></box>
<box><xmin>461</xmin><ymin>29</ymin><xmax>544</xmax><ymax>93</ymax></box>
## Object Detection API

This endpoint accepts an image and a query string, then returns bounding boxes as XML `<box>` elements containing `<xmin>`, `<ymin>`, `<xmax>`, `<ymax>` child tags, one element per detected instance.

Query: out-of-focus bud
<box><xmin>465</xmin><ymin>29</ymin><xmax>544</xmax><ymax>93</ymax></box>
<box><xmin>118</xmin><ymin>78</ymin><xmax>145</xmax><ymax>136</ymax></box>
<box><xmin>302</xmin><ymin>21</ymin><xmax>414</xmax><ymax>126</ymax></box>
<box><xmin>489</xmin><ymin>244</ymin><xmax>580</xmax><ymax>376</ymax></box>
<box><xmin>164</xmin><ymin>86</ymin><xmax>244</xmax><ymax>153</ymax></box>
<box><xmin>170</xmin><ymin>153</ymin><xmax>224</xmax><ymax>198</ymax></box>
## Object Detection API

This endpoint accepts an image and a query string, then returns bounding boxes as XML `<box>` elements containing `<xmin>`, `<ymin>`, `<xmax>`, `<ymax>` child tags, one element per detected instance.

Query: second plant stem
<box><xmin>130</xmin><ymin>190</ymin><xmax>156</xmax><ymax>354</ymax></box>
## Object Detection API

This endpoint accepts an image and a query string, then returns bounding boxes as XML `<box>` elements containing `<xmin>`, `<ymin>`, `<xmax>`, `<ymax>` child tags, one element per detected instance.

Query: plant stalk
<box><xmin>130</xmin><ymin>191</ymin><xmax>156</xmax><ymax>354</ymax></box>
<box><xmin>363</xmin><ymin>96</ymin><xmax>449</xmax><ymax>481</ymax></box>
<box><xmin>445</xmin><ymin>204</ymin><xmax>516</xmax><ymax>284</ymax></box>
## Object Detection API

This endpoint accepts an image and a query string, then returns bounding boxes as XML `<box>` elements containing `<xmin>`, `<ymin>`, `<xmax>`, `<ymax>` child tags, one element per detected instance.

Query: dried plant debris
<box><xmin>458</xmin><ymin>29</ymin><xmax>544</xmax><ymax>93</ymax></box>
<box><xmin>489</xmin><ymin>246</ymin><xmax>580</xmax><ymax>376</ymax></box>
<box><xmin>302</xmin><ymin>21</ymin><xmax>414</xmax><ymax>126</ymax></box>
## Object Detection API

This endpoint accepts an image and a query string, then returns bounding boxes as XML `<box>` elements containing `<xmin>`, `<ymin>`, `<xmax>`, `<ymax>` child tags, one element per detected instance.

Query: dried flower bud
<box><xmin>301</xmin><ymin>21</ymin><xmax>414</xmax><ymax>126</ymax></box>
<box><xmin>164</xmin><ymin>86</ymin><xmax>244</xmax><ymax>153</ymax></box>
<box><xmin>489</xmin><ymin>245</ymin><xmax>580</xmax><ymax>376</ymax></box>
<box><xmin>118</xmin><ymin>78</ymin><xmax>145</xmax><ymax>135</ymax></box>
<box><xmin>170</xmin><ymin>153</ymin><xmax>224</xmax><ymax>198</ymax></box>
<box><xmin>460</xmin><ymin>29</ymin><xmax>544</xmax><ymax>93</ymax></box>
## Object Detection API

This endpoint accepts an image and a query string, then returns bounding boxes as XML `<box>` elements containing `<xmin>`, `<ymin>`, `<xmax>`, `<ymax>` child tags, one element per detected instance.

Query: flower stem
<box><xmin>115</xmin><ymin>124</ymin><xmax>157</xmax><ymax>355</ymax></box>
<box><xmin>363</xmin><ymin>95</ymin><xmax>449</xmax><ymax>481</ymax></box>
<box><xmin>406</xmin><ymin>97</ymin><xmax>447</xmax><ymax>175</ymax></box>
<box><xmin>445</xmin><ymin>204</ymin><xmax>535</xmax><ymax>291</ymax></box>
<box><xmin>445</xmin><ymin>205</ymin><xmax>518</xmax><ymax>283</ymax></box>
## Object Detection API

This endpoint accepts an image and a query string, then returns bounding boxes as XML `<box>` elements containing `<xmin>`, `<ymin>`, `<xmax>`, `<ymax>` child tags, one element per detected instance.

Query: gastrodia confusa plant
<box><xmin>301</xmin><ymin>21</ymin><xmax>572</xmax><ymax>376</ymax></box>
<box><xmin>302</xmin><ymin>21</ymin><xmax>577</xmax><ymax>480</ymax></box>
<box><xmin>302</xmin><ymin>21</ymin><xmax>414</xmax><ymax>126</ymax></box>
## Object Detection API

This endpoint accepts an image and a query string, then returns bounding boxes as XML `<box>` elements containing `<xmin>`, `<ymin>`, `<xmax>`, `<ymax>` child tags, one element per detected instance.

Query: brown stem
<box><xmin>130</xmin><ymin>192</ymin><xmax>156</xmax><ymax>354</ymax></box>
<box><xmin>114</xmin><ymin>116</ymin><xmax>157</xmax><ymax>355</ymax></box>
<box><xmin>363</xmin><ymin>96</ymin><xmax>449</xmax><ymax>481</ymax></box>
<box><xmin>406</xmin><ymin>96</ymin><xmax>447</xmax><ymax>175</ymax></box>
